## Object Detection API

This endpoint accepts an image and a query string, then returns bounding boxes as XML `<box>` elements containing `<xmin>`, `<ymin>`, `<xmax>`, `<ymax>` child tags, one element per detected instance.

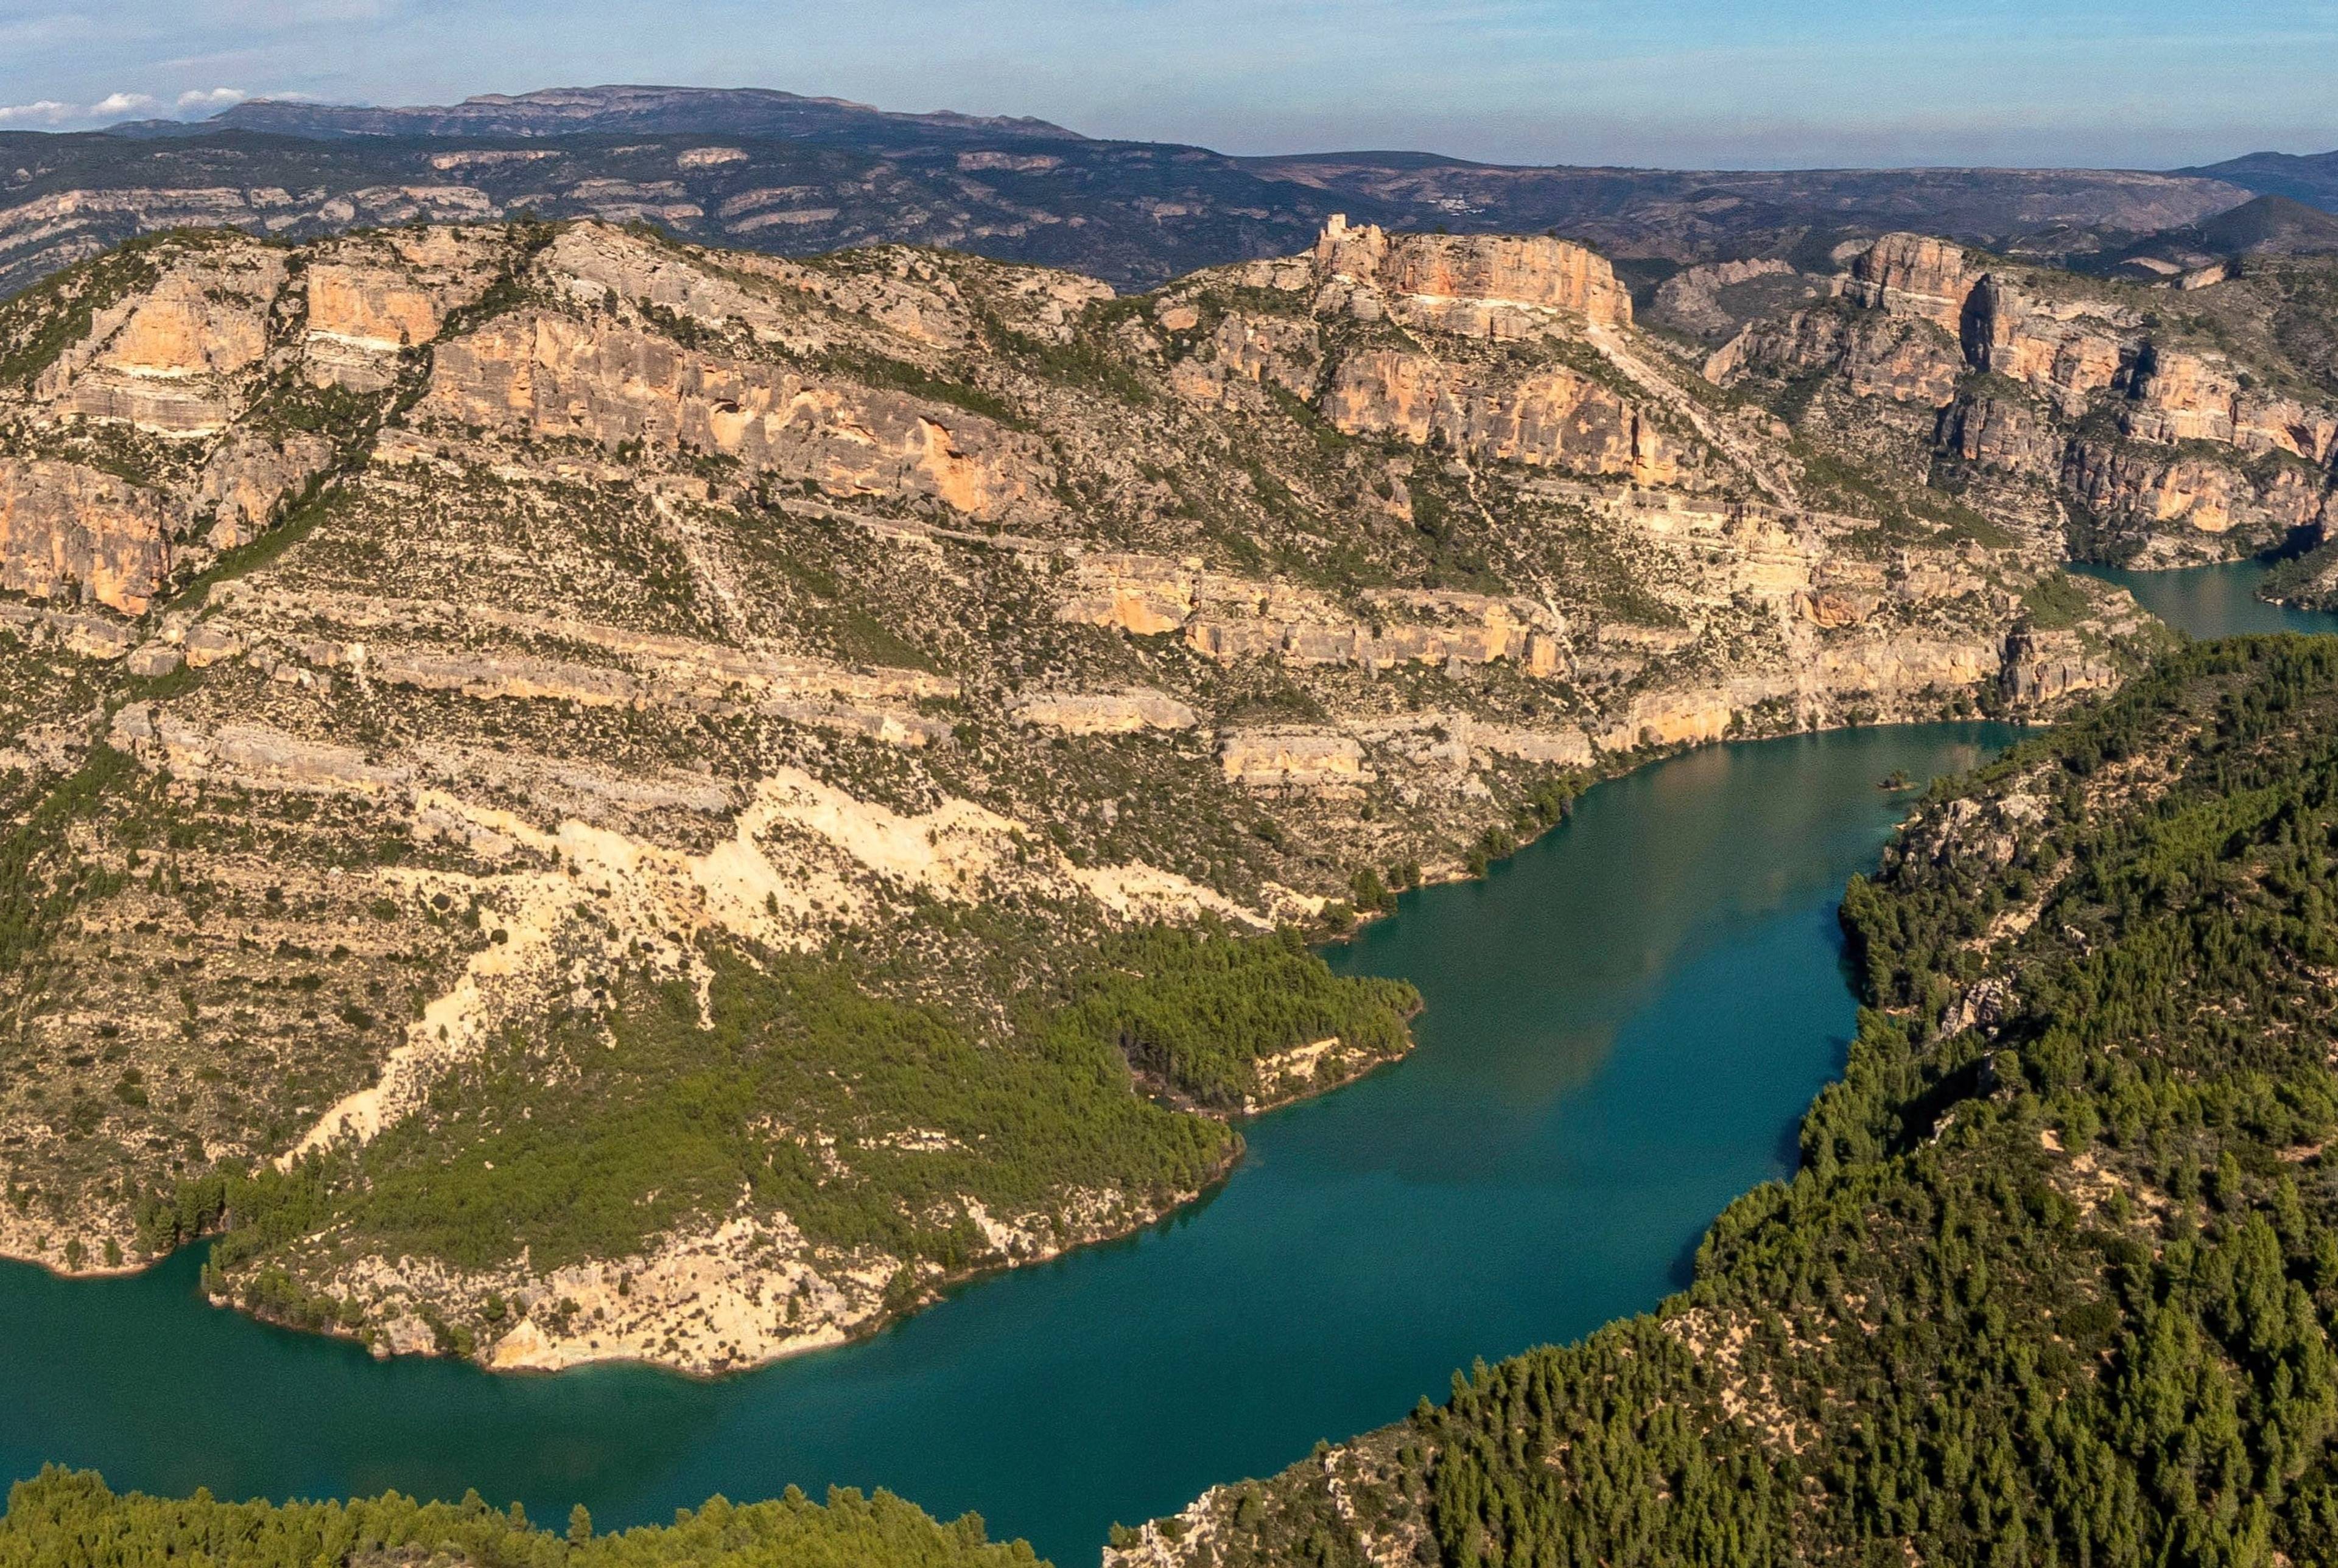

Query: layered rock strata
<box><xmin>0</xmin><ymin>215</ymin><xmax>2155</xmax><ymax>1375</ymax></box>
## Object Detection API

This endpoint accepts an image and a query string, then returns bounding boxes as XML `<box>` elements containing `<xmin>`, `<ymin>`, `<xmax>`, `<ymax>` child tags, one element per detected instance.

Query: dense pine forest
<box><xmin>0</xmin><ymin>1468</ymin><xmax>1038</xmax><ymax>1568</ymax></box>
<box><xmin>31</xmin><ymin>635</ymin><xmax>2338</xmax><ymax>1564</ymax></box>
<box><xmin>1135</xmin><ymin>635</ymin><xmax>2338</xmax><ymax>1568</ymax></box>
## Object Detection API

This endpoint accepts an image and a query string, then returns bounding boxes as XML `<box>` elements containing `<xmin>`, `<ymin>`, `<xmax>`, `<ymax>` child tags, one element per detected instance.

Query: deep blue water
<box><xmin>0</xmin><ymin>724</ymin><xmax>2011</xmax><ymax>1564</ymax></box>
<box><xmin>2076</xmin><ymin>558</ymin><xmax>2338</xmax><ymax>639</ymax></box>
<box><xmin>9</xmin><ymin>550</ymin><xmax>2308</xmax><ymax>1563</ymax></box>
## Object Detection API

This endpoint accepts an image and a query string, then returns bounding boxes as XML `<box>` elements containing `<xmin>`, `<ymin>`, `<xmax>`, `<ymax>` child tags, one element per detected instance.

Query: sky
<box><xmin>0</xmin><ymin>0</ymin><xmax>2331</xmax><ymax>170</ymax></box>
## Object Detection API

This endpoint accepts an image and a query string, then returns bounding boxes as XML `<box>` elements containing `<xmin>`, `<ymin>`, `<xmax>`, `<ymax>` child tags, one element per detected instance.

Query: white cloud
<box><xmin>0</xmin><ymin>86</ymin><xmax>260</xmax><ymax>130</ymax></box>
<box><xmin>176</xmin><ymin>86</ymin><xmax>248</xmax><ymax>112</ymax></box>
<box><xmin>0</xmin><ymin>100</ymin><xmax>75</xmax><ymax>125</ymax></box>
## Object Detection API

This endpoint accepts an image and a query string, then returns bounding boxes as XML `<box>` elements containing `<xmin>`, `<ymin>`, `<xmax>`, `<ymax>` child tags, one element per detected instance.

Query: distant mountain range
<box><xmin>0</xmin><ymin>83</ymin><xmax>2325</xmax><ymax>298</ymax></box>
<box><xmin>2090</xmin><ymin>192</ymin><xmax>2338</xmax><ymax>281</ymax></box>
<box><xmin>114</xmin><ymin>83</ymin><xmax>1080</xmax><ymax>144</ymax></box>
<box><xmin>2182</xmin><ymin>149</ymin><xmax>2338</xmax><ymax>211</ymax></box>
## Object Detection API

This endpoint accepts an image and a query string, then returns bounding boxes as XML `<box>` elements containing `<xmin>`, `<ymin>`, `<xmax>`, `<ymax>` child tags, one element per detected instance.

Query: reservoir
<box><xmin>9</xmin><ymin>556</ymin><xmax>2306</xmax><ymax>1566</ymax></box>
<box><xmin>0</xmin><ymin>724</ymin><xmax>2006</xmax><ymax>1563</ymax></box>
<box><xmin>2075</xmin><ymin>558</ymin><xmax>2338</xmax><ymax>637</ymax></box>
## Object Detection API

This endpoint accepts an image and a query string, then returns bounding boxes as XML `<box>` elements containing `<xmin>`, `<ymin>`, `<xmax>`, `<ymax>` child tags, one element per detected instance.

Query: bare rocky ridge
<box><xmin>0</xmin><ymin>83</ymin><xmax>2278</xmax><ymax>303</ymax></box>
<box><xmin>181</xmin><ymin>85</ymin><xmax>1083</xmax><ymax>145</ymax></box>
<box><xmin>1697</xmin><ymin>231</ymin><xmax>2338</xmax><ymax>571</ymax></box>
<box><xmin>0</xmin><ymin>212</ymin><xmax>2151</xmax><ymax>1373</ymax></box>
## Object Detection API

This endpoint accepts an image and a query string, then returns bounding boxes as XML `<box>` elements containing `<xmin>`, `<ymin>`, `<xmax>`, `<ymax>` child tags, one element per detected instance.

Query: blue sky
<box><xmin>0</xmin><ymin>0</ymin><xmax>2330</xmax><ymax>168</ymax></box>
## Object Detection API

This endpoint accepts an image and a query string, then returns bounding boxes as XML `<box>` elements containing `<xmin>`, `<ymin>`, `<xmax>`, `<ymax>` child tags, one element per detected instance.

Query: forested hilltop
<box><xmin>1125</xmin><ymin>634</ymin><xmax>2338</xmax><ymax>1568</ymax></box>
<box><xmin>0</xmin><ymin>1468</ymin><xmax>1039</xmax><ymax>1568</ymax></box>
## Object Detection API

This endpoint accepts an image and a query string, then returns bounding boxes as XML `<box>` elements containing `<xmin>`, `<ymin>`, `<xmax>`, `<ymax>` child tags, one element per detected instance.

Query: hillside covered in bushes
<box><xmin>1125</xmin><ymin>635</ymin><xmax>2338</xmax><ymax>1567</ymax></box>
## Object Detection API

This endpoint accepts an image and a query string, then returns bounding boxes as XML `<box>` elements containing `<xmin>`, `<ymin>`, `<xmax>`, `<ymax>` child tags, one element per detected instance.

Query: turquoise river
<box><xmin>0</xmin><ymin>560</ymin><xmax>2321</xmax><ymax>1564</ymax></box>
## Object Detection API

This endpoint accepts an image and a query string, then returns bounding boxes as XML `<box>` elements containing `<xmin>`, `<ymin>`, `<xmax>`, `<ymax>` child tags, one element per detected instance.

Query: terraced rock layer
<box><xmin>0</xmin><ymin>213</ymin><xmax>2146</xmax><ymax>1372</ymax></box>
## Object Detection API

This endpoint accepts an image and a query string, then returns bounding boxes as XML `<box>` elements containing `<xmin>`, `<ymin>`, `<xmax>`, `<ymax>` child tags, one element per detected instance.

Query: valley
<box><xmin>1126</xmin><ymin>610</ymin><xmax>2338</xmax><ymax>1568</ymax></box>
<box><xmin>0</xmin><ymin>209</ymin><xmax>2172</xmax><ymax>1376</ymax></box>
<box><xmin>1</xmin><ymin>91</ymin><xmax>2337</xmax><ymax>1563</ymax></box>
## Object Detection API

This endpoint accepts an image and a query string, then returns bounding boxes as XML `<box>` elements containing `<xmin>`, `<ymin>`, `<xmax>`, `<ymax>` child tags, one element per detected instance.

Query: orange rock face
<box><xmin>0</xmin><ymin>458</ymin><xmax>175</xmax><ymax>614</ymax></box>
<box><xmin>37</xmin><ymin>247</ymin><xmax>284</xmax><ymax>436</ymax></box>
<box><xmin>1315</xmin><ymin>215</ymin><xmax>1632</xmax><ymax>327</ymax></box>
<box><xmin>1324</xmin><ymin>348</ymin><xmax>1677</xmax><ymax>483</ymax></box>
<box><xmin>1701</xmin><ymin>229</ymin><xmax>2338</xmax><ymax>559</ymax></box>
<box><xmin>105</xmin><ymin>272</ymin><xmax>273</xmax><ymax>377</ymax></box>
<box><xmin>300</xmin><ymin>229</ymin><xmax>514</xmax><ymax>391</ymax></box>
<box><xmin>2118</xmin><ymin>347</ymin><xmax>2338</xmax><ymax>463</ymax></box>
<box><xmin>307</xmin><ymin>264</ymin><xmax>445</xmax><ymax>349</ymax></box>
<box><xmin>420</xmin><ymin>312</ymin><xmax>1040</xmax><ymax>518</ymax></box>
<box><xmin>1960</xmin><ymin>277</ymin><xmax>2126</xmax><ymax>414</ymax></box>
<box><xmin>2061</xmin><ymin>438</ymin><xmax>2329</xmax><ymax>539</ymax></box>
<box><xmin>1936</xmin><ymin>390</ymin><xmax>2061</xmax><ymax>474</ymax></box>
<box><xmin>1844</xmin><ymin>233</ymin><xmax>1975</xmax><ymax>332</ymax></box>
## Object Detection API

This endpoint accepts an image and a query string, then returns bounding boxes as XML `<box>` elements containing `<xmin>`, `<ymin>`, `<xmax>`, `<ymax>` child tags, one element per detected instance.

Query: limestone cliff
<box><xmin>1314</xmin><ymin>215</ymin><xmax>1634</xmax><ymax>329</ymax></box>
<box><xmin>1843</xmin><ymin>233</ymin><xmax>1975</xmax><ymax>331</ymax></box>
<box><xmin>1322</xmin><ymin>349</ymin><xmax>1677</xmax><ymax>483</ymax></box>
<box><xmin>421</xmin><ymin>312</ymin><xmax>1040</xmax><ymax>517</ymax></box>
<box><xmin>33</xmin><ymin>244</ymin><xmax>284</xmax><ymax>437</ymax></box>
<box><xmin>0</xmin><ymin>215</ymin><xmax>2150</xmax><ymax>1374</ymax></box>
<box><xmin>0</xmin><ymin>458</ymin><xmax>175</xmax><ymax>614</ymax></box>
<box><xmin>1705</xmin><ymin>233</ymin><xmax>2338</xmax><ymax>567</ymax></box>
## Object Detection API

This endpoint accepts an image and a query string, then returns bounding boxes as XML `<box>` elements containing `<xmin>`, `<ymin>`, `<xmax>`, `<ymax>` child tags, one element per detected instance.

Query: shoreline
<box><xmin>0</xmin><ymin>702</ymin><xmax>2034</xmax><ymax>1376</ymax></box>
<box><xmin>0</xmin><ymin>709</ymin><xmax>2084</xmax><ymax>1566</ymax></box>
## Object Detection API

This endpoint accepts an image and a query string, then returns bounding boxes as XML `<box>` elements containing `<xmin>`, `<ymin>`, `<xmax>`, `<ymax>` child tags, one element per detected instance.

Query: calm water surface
<box><xmin>2077</xmin><ymin>558</ymin><xmax>2338</xmax><ymax>639</ymax></box>
<box><xmin>10</xmin><ymin>552</ymin><xmax>2308</xmax><ymax>1563</ymax></box>
<box><xmin>1</xmin><ymin>724</ymin><xmax>2013</xmax><ymax>1563</ymax></box>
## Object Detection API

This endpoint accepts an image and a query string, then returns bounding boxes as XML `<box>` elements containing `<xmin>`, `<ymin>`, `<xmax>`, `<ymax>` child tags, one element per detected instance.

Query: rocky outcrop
<box><xmin>1590</xmin><ymin>623</ymin><xmax>2065</xmax><ymax>752</ymax></box>
<box><xmin>1958</xmin><ymin>276</ymin><xmax>2129</xmax><ymax>415</ymax></box>
<box><xmin>1705</xmin><ymin>233</ymin><xmax>2338</xmax><ymax>564</ymax></box>
<box><xmin>301</xmin><ymin>227</ymin><xmax>514</xmax><ymax>390</ymax></box>
<box><xmin>1472</xmin><ymin>724</ymin><xmax>1595</xmax><ymax>766</ymax></box>
<box><xmin>111</xmin><ymin>705</ymin><xmax>411</xmax><ymax>796</ymax></box>
<box><xmin>1058</xmin><ymin>555</ymin><xmax>1564</xmax><ymax>675</ymax></box>
<box><xmin>0</xmin><ymin>458</ymin><xmax>174</xmax><ymax>614</ymax></box>
<box><xmin>2062</xmin><ymin>438</ymin><xmax>2329</xmax><ymax>548</ymax></box>
<box><xmin>1958</xmin><ymin>279</ymin><xmax>2336</xmax><ymax>463</ymax></box>
<box><xmin>1315</xmin><ymin>214</ymin><xmax>1632</xmax><ymax>328</ymax></box>
<box><xmin>2000</xmin><ymin>626</ymin><xmax>2121</xmax><ymax>704</ymax></box>
<box><xmin>35</xmin><ymin>246</ymin><xmax>285</xmax><ymax>436</ymax></box>
<box><xmin>192</xmin><ymin>432</ymin><xmax>338</xmax><ymax>549</ymax></box>
<box><xmin>1844</xmin><ymin>233</ymin><xmax>1975</xmax><ymax>331</ymax></box>
<box><xmin>301</xmin><ymin>264</ymin><xmax>442</xmax><ymax>392</ymax></box>
<box><xmin>307</xmin><ymin>263</ymin><xmax>444</xmax><ymax>351</ymax></box>
<box><xmin>2121</xmin><ymin>345</ymin><xmax>2338</xmax><ymax>461</ymax></box>
<box><xmin>1009</xmin><ymin>689</ymin><xmax>1200</xmax><ymax>734</ymax></box>
<box><xmin>1217</xmin><ymin>729</ymin><xmax>1371</xmax><ymax>789</ymax></box>
<box><xmin>1325</xmin><ymin>349</ymin><xmax>1677</xmax><ymax>483</ymax></box>
<box><xmin>539</xmin><ymin>224</ymin><xmax>1107</xmax><ymax>357</ymax></box>
<box><xmin>1187</xmin><ymin>600</ymin><xmax>1561</xmax><ymax>674</ymax></box>
<box><xmin>1056</xmin><ymin>553</ymin><xmax>1202</xmax><ymax>635</ymax></box>
<box><xmin>169</xmin><ymin>583</ymin><xmax>957</xmax><ymax>743</ymax></box>
<box><xmin>1706</xmin><ymin>306</ymin><xmax>1963</xmax><ymax>405</ymax></box>
<box><xmin>1650</xmin><ymin>257</ymin><xmax>1803</xmax><ymax>339</ymax></box>
<box><xmin>1936</xmin><ymin>387</ymin><xmax>2063</xmax><ymax>474</ymax></box>
<box><xmin>0</xmin><ymin>598</ymin><xmax>143</xmax><ymax>658</ymax></box>
<box><xmin>420</xmin><ymin>311</ymin><xmax>1041</xmax><ymax>517</ymax></box>
<box><xmin>1164</xmin><ymin>312</ymin><xmax>1319</xmax><ymax>408</ymax></box>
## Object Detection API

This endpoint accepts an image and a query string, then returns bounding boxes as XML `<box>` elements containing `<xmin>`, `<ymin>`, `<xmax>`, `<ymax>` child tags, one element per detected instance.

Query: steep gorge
<box><xmin>0</xmin><ymin>213</ymin><xmax>2147</xmax><ymax>1375</ymax></box>
<box><xmin>1123</xmin><ymin>635</ymin><xmax>2338</xmax><ymax>1568</ymax></box>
